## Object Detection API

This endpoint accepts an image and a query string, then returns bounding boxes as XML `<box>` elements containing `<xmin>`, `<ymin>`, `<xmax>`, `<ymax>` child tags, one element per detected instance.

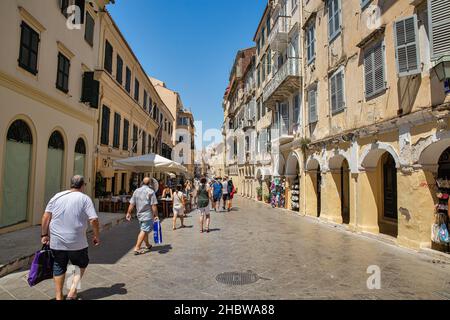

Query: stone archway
<box><xmin>306</xmin><ymin>157</ymin><xmax>321</xmax><ymax>217</ymax></box>
<box><xmin>360</xmin><ymin>145</ymin><xmax>399</xmax><ymax>238</ymax></box>
<box><xmin>328</xmin><ymin>154</ymin><xmax>350</xmax><ymax>224</ymax></box>
<box><xmin>285</xmin><ymin>152</ymin><xmax>301</xmax><ymax>212</ymax></box>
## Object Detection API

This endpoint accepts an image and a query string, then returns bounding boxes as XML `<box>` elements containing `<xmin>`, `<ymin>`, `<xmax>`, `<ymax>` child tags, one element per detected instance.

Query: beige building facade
<box><xmin>94</xmin><ymin>11</ymin><xmax>175</xmax><ymax>196</ymax></box>
<box><xmin>223</xmin><ymin>0</ymin><xmax>450</xmax><ymax>253</ymax></box>
<box><xmin>152</xmin><ymin>78</ymin><xmax>196</xmax><ymax>179</ymax></box>
<box><xmin>0</xmin><ymin>0</ymin><xmax>112</xmax><ymax>233</ymax></box>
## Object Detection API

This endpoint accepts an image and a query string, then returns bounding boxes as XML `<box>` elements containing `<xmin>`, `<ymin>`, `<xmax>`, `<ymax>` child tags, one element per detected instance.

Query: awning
<box><xmin>113</xmin><ymin>153</ymin><xmax>187</xmax><ymax>174</ymax></box>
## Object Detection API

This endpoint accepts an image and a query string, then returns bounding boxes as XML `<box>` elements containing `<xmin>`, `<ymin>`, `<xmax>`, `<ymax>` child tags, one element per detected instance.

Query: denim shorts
<box><xmin>51</xmin><ymin>248</ymin><xmax>89</xmax><ymax>277</ymax></box>
<box><xmin>139</xmin><ymin>220</ymin><xmax>153</xmax><ymax>233</ymax></box>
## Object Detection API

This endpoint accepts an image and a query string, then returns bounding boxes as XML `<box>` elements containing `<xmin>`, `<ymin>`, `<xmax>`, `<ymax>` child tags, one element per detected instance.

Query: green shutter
<box><xmin>309</xmin><ymin>89</ymin><xmax>317</xmax><ymax>123</ymax></box>
<box><xmin>429</xmin><ymin>0</ymin><xmax>450</xmax><ymax>60</ymax></box>
<box><xmin>394</xmin><ymin>15</ymin><xmax>420</xmax><ymax>76</ymax></box>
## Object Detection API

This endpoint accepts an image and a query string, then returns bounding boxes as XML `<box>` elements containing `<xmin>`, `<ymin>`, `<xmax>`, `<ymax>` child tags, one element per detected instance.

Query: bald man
<box><xmin>126</xmin><ymin>177</ymin><xmax>159</xmax><ymax>255</ymax></box>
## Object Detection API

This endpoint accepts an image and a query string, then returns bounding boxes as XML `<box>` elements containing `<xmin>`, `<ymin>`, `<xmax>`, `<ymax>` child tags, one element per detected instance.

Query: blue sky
<box><xmin>108</xmin><ymin>0</ymin><xmax>266</xmax><ymax>146</ymax></box>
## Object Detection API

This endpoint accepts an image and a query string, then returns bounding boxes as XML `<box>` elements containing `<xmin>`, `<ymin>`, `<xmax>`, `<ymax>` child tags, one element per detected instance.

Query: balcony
<box><xmin>263</xmin><ymin>58</ymin><xmax>302</xmax><ymax>108</ymax></box>
<box><xmin>268</xmin><ymin>15</ymin><xmax>291</xmax><ymax>51</ymax></box>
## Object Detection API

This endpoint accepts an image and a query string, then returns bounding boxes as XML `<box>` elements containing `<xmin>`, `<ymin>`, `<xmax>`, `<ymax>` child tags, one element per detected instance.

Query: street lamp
<box><xmin>433</xmin><ymin>56</ymin><xmax>450</xmax><ymax>81</ymax></box>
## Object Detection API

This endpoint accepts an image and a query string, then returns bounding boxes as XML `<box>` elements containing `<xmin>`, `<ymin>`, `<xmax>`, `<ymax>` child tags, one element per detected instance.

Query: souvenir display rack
<box><xmin>291</xmin><ymin>176</ymin><xmax>300</xmax><ymax>212</ymax></box>
<box><xmin>433</xmin><ymin>179</ymin><xmax>450</xmax><ymax>253</ymax></box>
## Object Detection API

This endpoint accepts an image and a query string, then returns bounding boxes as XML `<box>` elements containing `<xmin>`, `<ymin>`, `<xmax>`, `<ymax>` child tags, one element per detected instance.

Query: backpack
<box><xmin>198</xmin><ymin>184</ymin><xmax>210</xmax><ymax>208</ymax></box>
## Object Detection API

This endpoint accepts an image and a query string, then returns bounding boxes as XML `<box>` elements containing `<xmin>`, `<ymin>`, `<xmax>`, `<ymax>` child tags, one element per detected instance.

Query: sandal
<box><xmin>66</xmin><ymin>295</ymin><xmax>81</xmax><ymax>300</ymax></box>
<box><xmin>200</xmin><ymin>229</ymin><xmax>204</xmax><ymax>233</ymax></box>
<box><xmin>134</xmin><ymin>249</ymin><xmax>146</xmax><ymax>256</ymax></box>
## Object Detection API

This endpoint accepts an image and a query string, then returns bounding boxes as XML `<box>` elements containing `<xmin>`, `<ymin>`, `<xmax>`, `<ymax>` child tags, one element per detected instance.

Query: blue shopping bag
<box><xmin>153</xmin><ymin>219</ymin><xmax>163</xmax><ymax>244</ymax></box>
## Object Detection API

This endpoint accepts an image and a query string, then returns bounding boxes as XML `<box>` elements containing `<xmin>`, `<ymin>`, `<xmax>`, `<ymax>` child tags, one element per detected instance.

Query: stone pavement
<box><xmin>0</xmin><ymin>212</ymin><xmax>126</xmax><ymax>277</ymax></box>
<box><xmin>1</xmin><ymin>196</ymin><xmax>450</xmax><ymax>300</ymax></box>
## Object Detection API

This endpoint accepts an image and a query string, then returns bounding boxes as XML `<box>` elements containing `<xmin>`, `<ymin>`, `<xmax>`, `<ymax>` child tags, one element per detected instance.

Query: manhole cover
<box><xmin>216</xmin><ymin>271</ymin><xmax>259</xmax><ymax>286</ymax></box>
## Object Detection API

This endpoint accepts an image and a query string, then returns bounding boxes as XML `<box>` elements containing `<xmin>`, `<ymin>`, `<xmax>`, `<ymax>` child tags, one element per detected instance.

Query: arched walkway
<box><xmin>305</xmin><ymin>158</ymin><xmax>321</xmax><ymax>217</ymax></box>
<box><xmin>328</xmin><ymin>155</ymin><xmax>351</xmax><ymax>224</ymax></box>
<box><xmin>360</xmin><ymin>147</ymin><xmax>399</xmax><ymax>238</ymax></box>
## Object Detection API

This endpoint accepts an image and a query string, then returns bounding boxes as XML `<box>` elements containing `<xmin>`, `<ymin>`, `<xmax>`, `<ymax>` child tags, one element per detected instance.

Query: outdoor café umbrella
<box><xmin>113</xmin><ymin>153</ymin><xmax>187</xmax><ymax>174</ymax></box>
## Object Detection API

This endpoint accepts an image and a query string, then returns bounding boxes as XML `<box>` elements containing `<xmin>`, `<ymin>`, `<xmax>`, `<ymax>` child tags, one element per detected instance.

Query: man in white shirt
<box><xmin>126</xmin><ymin>177</ymin><xmax>159</xmax><ymax>256</ymax></box>
<box><xmin>41</xmin><ymin>175</ymin><xmax>100</xmax><ymax>301</ymax></box>
<box><xmin>222</xmin><ymin>176</ymin><xmax>230</xmax><ymax>211</ymax></box>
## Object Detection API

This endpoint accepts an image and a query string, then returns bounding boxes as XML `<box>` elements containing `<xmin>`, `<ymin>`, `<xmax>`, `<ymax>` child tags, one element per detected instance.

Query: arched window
<box><xmin>74</xmin><ymin>138</ymin><xmax>86</xmax><ymax>176</ymax></box>
<box><xmin>1</xmin><ymin>120</ymin><xmax>33</xmax><ymax>227</ymax></box>
<box><xmin>44</xmin><ymin>131</ymin><xmax>65</xmax><ymax>205</ymax></box>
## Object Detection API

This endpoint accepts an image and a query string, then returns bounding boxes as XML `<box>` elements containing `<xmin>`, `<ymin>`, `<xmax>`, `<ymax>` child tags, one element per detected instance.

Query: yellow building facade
<box><xmin>95</xmin><ymin>12</ymin><xmax>174</xmax><ymax>196</ymax></box>
<box><xmin>0</xmin><ymin>0</ymin><xmax>112</xmax><ymax>233</ymax></box>
<box><xmin>223</xmin><ymin>0</ymin><xmax>450</xmax><ymax>253</ymax></box>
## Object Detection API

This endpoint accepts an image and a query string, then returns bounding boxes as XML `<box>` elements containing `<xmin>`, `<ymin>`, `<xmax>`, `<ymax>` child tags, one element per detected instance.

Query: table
<box><xmin>160</xmin><ymin>198</ymin><xmax>173</xmax><ymax>218</ymax></box>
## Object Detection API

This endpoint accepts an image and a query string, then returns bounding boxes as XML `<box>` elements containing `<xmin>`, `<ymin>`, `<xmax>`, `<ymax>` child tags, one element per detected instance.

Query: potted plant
<box><xmin>264</xmin><ymin>194</ymin><xmax>270</xmax><ymax>204</ymax></box>
<box><xmin>256</xmin><ymin>187</ymin><xmax>262</xmax><ymax>201</ymax></box>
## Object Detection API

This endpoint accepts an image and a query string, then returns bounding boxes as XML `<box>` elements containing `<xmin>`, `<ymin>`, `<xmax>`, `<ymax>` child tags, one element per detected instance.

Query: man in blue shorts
<box><xmin>212</xmin><ymin>178</ymin><xmax>223</xmax><ymax>212</ymax></box>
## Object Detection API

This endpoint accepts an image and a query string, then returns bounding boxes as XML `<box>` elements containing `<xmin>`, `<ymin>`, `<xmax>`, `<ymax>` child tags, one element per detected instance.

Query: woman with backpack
<box><xmin>171</xmin><ymin>184</ymin><xmax>186</xmax><ymax>230</ymax></box>
<box><xmin>228</xmin><ymin>179</ymin><xmax>235</xmax><ymax>211</ymax></box>
<box><xmin>197</xmin><ymin>177</ymin><xmax>212</xmax><ymax>233</ymax></box>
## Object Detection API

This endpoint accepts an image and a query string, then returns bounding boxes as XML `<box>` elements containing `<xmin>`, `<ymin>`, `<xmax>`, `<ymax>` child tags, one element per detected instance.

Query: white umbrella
<box><xmin>113</xmin><ymin>154</ymin><xmax>187</xmax><ymax>174</ymax></box>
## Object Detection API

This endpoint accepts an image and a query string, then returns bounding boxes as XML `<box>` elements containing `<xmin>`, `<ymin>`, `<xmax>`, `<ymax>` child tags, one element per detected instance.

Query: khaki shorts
<box><xmin>198</xmin><ymin>206</ymin><xmax>210</xmax><ymax>217</ymax></box>
<box><xmin>173</xmin><ymin>206</ymin><xmax>184</xmax><ymax>217</ymax></box>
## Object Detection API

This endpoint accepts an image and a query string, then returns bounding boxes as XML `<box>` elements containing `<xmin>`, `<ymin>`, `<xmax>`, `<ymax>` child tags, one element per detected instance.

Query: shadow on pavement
<box><xmin>207</xmin><ymin>228</ymin><xmax>221</xmax><ymax>232</ymax></box>
<box><xmin>80</xmin><ymin>283</ymin><xmax>127</xmax><ymax>300</ymax></box>
<box><xmin>151</xmin><ymin>244</ymin><xmax>172</xmax><ymax>254</ymax></box>
<box><xmin>89</xmin><ymin>221</ymin><xmax>139</xmax><ymax>265</ymax></box>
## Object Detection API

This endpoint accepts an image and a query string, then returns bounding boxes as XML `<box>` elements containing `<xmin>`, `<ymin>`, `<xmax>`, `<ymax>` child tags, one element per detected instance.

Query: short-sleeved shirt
<box><xmin>46</xmin><ymin>191</ymin><xmax>98</xmax><ymax>251</ymax></box>
<box><xmin>213</xmin><ymin>182</ymin><xmax>222</xmax><ymax>196</ymax></box>
<box><xmin>222</xmin><ymin>181</ymin><xmax>229</xmax><ymax>194</ymax></box>
<box><xmin>130</xmin><ymin>185</ymin><xmax>158</xmax><ymax>222</ymax></box>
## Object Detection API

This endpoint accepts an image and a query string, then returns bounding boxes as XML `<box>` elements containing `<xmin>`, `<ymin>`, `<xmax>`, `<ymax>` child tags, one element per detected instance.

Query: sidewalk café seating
<box><xmin>160</xmin><ymin>197</ymin><xmax>173</xmax><ymax>219</ymax></box>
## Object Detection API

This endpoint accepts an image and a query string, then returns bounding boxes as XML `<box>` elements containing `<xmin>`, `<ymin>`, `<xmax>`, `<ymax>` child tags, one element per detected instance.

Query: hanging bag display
<box><xmin>438</xmin><ymin>223</ymin><xmax>450</xmax><ymax>243</ymax></box>
<box><xmin>432</xmin><ymin>223</ymin><xmax>441</xmax><ymax>243</ymax></box>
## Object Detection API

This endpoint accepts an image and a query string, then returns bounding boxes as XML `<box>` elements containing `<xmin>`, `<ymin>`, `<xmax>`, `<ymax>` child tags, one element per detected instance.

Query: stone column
<box><xmin>357</xmin><ymin>169</ymin><xmax>380</xmax><ymax>234</ymax></box>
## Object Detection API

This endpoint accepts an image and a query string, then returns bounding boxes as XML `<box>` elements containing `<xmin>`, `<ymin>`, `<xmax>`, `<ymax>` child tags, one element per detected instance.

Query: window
<box><xmin>266</xmin><ymin>15</ymin><xmax>271</xmax><ymax>34</ymax></box>
<box><xmin>327</xmin><ymin>0</ymin><xmax>341</xmax><ymax>42</ymax></box>
<box><xmin>364</xmin><ymin>42</ymin><xmax>386</xmax><ymax>98</ymax></box>
<box><xmin>19</xmin><ymin>22</ymin><xmax>39</xmax><ymax>75</ymax></box>
<box><xmin>308</xmin><ymin>88</ymin><xmax>318</xmax><ymax>123</ymax></box>
<box><xmin>429</xmin><ymin>0</ymin><xmax>450</xmax><ymax>60</ymax></box>
<box><xmin>394</xmin><ymin>15</ymin><xmax>420</xmax><ymax>76</ymax></box>
<box><xmin>56</xmin><ymin>53</ymin><xmax>70</xmax><ymax>93</ymax></box>
<box><xmin>164</xmin><ymin>119</ymin><xmax>167</xmax><ymax>132</ymax></box>
<box><xmin>306</xmin><ymin>23</ymin><xmax>316</xmax><ymax>64</ymax></box>
<box><xmin>142</xmin><ymin>132</ymin><xmax>146</xmax><ymax>155</ymax></box>
<box><xmin>134</xmin><ymin>79</ymin><xmax>140</xmax><ymax>102</ymax></box>
<box><xmin>267</xmin><ymin>50</ymin><xmax>271</xmax><ymax>75</ymax></box>
<box><xmin>125</xmin><ymin>67</ymin><xmax>131</xmax><ymax>93</ymax></box>
<box><xmin>116</xmin><ymin>55</ymin><xmax>123</xmax><ymax>84</ymax></box>
<box><xmin>113</xmin><ymin>113</ymin><xmax>121</xmax><ymax>148</ymax></box>
<box><xmin>261</xmin><ymin>57</ymin><xmax>266</xmax><ymax>82</ymax></box>
<box><xmin>329</xmin><ymin>69</ymin><xmax>345</xmax><ymax>114</ymax></box>
<box><xmin>101</xmin><ymin>106</ymin><xmax>110</xmax><ymax>145</ymax></box>
<box><xmin>257</xmin><ymin>66</ymin><xmax>261</xmax><ymax>88</ymax></box>
<box><xmin>160</xmin><ymin>113</ymin><xmax>163</xmax><ymax>124</ymax></box>
<box><xmin>123</xmin><ymin>119</ymin><xmax>129</xmax><ymax>151</ymax></box>
<box><xmin>261</xmin><ymin>27</ymin><xmax>265</xmax><ymax>47</ymax></box>
<box><xmin>143</xmin><ymin>90</ymin><xmax>148</xmax><ymax>111</ymax></box>
<box><xmin>293</xmin><ymin>94</ymin><xmax>300</xmax><ymax>124</ymax></box>
<box><xmin>148</xmin><ymin>134</ymin><xmax>152</xmax><ymax>154</ymax></box>
<box><xmin>257</xmin><ymin>37</ymin><xmax>260</xmax><ymax>56</ymax></box>
<box><xmin>84</xmin><ymin>12</ymin><xmax>94</xmax><ymax>46</ymax></box>
<box><xmin>104</xmin><ymin>40</ymin><xmax>113</xmax><ymax>74</ymax></box>
<box><xmin>132</xmin><ymin>125</ymin><xmax>138</xmax><ymax>153</ymax></box>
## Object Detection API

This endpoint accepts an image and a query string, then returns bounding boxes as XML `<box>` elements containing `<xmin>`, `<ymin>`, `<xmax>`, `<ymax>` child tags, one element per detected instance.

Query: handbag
<box><xmin>432</xmin><ymin>224</ymin><xmax>441</xmax><ymax>243</ymax></box>
<box><xmin>153</xmin><ymin>219</ymin><xmax>163</xmax><ymax>244</ymax></box>
<box><xmin>27</xmin><ymin>245</ymin><xmax>54</xmax><ymax>287</ymax></box>
<box><xmin>438</xmin><ymin>223</ymin><xmax>450</xmax><ymax>243</ymax></box>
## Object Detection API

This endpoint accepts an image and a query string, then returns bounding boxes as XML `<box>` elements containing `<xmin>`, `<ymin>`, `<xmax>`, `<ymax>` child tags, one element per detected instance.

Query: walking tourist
<box><xmin>172</xmin><ymin>184</ymin><xmax>186</xmax><ymax>230</ymax></box>
<box><xmin>126</xmin><ymin>177</ymin><xmax>158</xmax><ymax>256</ymax></box>
<box><xmin>228</xmin><ymin>178</ymin><xmax>235</xmax><ymax>211</ymax></box>
<box><xmin>222</xmin><ymin>176</ymin><xmax>231</xmax><ymax>211</ymax></box>
<box><xmin>197</xmin><ymin>177</ymin><xmax>212</xmax><ymax>233</ymax></box>
<box><xmin>212</xmin><ymin>178</ymin><xmax>223</xmax><ymax>212</ymax></box>
<box><xmin>40</xmin><ymin>175</ymin><xmax>100</xmax><ymax>301</ymax></box>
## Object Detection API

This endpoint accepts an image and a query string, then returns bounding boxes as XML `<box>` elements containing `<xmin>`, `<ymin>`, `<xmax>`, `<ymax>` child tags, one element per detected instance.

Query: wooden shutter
<box><xmin>330</xmin><ymin>73</ymin><xmax>337</xmax><ymax>113</ymax></box>
<box><xmin>104</xmin><ymin>40</ymin><xmax>113</xmax><ymax>73</ymax></box>
<box><xmin>336</xmin><ymin>71</ymin><xmax>344</xmax><ymax>110</ymax></box>
<box><xmin>394</xmin><ymin>15</ymin><xmax>420</xmax><ymax>76</ymax></box>
<box><xmin>364</xmin><ymin>49</ymin><xmax>374</xmax><ymax>97</ymax></box>
<box><xmin>429</xmin><ymin>0</ymin><xmax>450</xmax><ymax>60</ymax></box>
<box><xmin>365</xmin><ymin>43</ymin><xmax>385</xmax><ymax>98</ymax></box>
<box><xmin>309</xmin><ymin>89</ymin><xmax>317</xmax><ymax>123</ymax></box>
<box><xmin>81</xmin><ymin>72</ymin><xmax>99</xmax><ymax>108</ymax></box>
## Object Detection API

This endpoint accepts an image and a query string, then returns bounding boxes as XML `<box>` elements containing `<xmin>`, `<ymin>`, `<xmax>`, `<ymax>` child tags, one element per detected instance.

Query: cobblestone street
<box><xmin>1</xmin><ymin>196</ymin><xmax>450</xmax><ymax>300</ymax></box>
